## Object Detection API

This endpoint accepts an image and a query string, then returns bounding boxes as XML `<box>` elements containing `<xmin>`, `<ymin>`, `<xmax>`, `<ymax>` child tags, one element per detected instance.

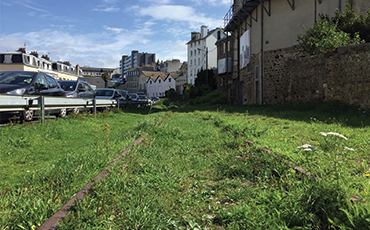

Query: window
<box><xmin>190</xmin><ymin>51</ymin><xmax>192</xmax><ymax>56</ymax></box>
<box><xmin>159</xmin><ymin>79</ymin><xmax>161</xmax><ymax>83</ymax></box>
<box><xmin>12</xmin><ymin>54</ymin><xmax>23</xmax><ymax>63</ymax></box>
<box><xmin>169</xmin><ymin>78</ymin><xmax>171</xmax><ymax>82</ymax></box>
<box><xmin>45</xmin><ymin>74</ymin><xmax>57</xmax><ymax>88</ymax></box>
<box><xmin>150</xmin><ymin>81</ymin><xmax>152</xmax><ymax>84</ymax></box>
<box><xmin>36</xmin><ymin>75</ymin><xmax>47</xmax><ymax>85</ymax></box>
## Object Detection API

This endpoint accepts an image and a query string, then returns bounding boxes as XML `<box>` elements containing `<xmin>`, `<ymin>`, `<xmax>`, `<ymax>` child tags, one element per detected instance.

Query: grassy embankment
<box><xmin>1</xmin><ymin>101</ymin><xmax>369</xmax><ymax>229</ymax></box>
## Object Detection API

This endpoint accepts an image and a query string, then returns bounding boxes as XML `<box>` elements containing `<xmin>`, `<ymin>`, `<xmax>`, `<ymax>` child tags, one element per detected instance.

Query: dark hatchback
<box><xmin>0</xmin><ymin>71</ymin><xmax>66</xmax><ymax>122</ymax></box>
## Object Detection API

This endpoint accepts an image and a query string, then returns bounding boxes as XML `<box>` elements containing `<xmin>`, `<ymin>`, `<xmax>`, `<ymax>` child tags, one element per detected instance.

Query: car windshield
<box><xmin>130</xmin><ymin>94</ymin><xmax>137</xmax><ymax>99</ymax></box>
<box><xmin>119</xmin><ymin>91</ymin><xmax>127</xmax><ymax>97</ymax></box>
<box><xmin>0</xmin><ymin>72</ymin><xmax>34</xmax><ymax>85</ymax></box>
<box><xmin>59</xmin><ymin>81</ymin><xmax>77</xmax><ymax>91</ymax></box>
<box><xmin>138</xmin><ymin>95</ymin><xmax>146</xmax><ymax>99</ymax></box>
<box><xmin>95</xmin><ymin>89</ymin><xmax>113</xmax><ymax>96</ymax></box>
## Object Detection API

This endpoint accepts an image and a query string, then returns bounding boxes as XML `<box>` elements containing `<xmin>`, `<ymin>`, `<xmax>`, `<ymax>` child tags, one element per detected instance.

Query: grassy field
<box><xmin>0</xmin><ymin>101</ymin><xmax>369</xmax><ymax>229</ymax></box>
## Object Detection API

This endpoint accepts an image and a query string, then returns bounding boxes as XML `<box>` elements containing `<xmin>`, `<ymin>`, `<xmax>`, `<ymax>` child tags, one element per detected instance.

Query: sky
<box><xmin>0</xmin><ymin>0</ymin><xmax>232</xmax><ymax>68</ymax></box>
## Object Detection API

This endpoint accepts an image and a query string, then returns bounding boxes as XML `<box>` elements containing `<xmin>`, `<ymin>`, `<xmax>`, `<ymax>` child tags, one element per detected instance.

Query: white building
<box><xmin>144</xmin><ymin>71</ymin><xmax>176</xmax><ymax>97</ymax></box>
<box><xmin>186</xmin><ymin>25</ymin><xmax>226</xmax><ymax>85</ymax></box>
<box><xmin>0</xmin><ymin>49</ymin><xmax>82</xmax><ymax>80</ymax></box>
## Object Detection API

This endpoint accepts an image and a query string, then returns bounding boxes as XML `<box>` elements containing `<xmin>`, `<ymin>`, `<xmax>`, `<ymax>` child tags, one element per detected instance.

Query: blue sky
<box><xmin>0</xmin><ymin>0</ymin><xmax>231</xmax><ymax>68</ymax></box>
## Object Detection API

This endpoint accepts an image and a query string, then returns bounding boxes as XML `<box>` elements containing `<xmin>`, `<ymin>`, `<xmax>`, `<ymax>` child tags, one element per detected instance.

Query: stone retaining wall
<box><xmin>241</xmin><ymin>43</ymin><xmax>370</xmax><ymax>108</ymax></box>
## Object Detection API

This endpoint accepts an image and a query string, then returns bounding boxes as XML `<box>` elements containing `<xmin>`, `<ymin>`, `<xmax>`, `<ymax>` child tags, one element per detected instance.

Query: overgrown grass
<box><xmin>0</xmin><ymin>110</ymin><xmax>144</xmax><ymax>229</ymax></box>
<box><xmin>1</xmin><ymin>101</ymin><xmax>369</xmax><ymax>229</ymax></box>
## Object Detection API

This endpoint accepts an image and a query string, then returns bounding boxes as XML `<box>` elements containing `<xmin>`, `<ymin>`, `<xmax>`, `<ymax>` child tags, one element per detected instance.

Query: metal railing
<box><xmin>0</xmin><ymin>94</ymin><xmax>151</xmax><ymax>122</ymax></box>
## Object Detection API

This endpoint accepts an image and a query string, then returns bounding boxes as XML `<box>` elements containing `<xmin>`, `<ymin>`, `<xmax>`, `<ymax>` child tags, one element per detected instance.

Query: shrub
<box><xmin>297</xmin><ymin>17</ymin><xmax>362</xmax><ymax>55</ymax></box>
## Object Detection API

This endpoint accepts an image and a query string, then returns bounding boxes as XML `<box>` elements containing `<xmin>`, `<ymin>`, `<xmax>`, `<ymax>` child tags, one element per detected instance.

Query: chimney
<box><xmin>201</xmin><ymin>25</ymin><xmax>208</xmax><ymax>39</ymax></box>
<box><xmin>76</xmin><ymin>64</ymin><xmax>80</xmax><ymax>75</ymax></box>
<box><xmin>191</xmin><ymin>32</ymin><xmax>199</xmax><ymax>41</ymax></box>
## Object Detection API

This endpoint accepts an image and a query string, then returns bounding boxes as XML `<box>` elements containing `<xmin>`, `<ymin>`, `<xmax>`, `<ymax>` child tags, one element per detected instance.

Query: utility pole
<box><xmin>206</xmin><ymin>47</ymin><xmax>208</xmax><ymax>85</ymax></box>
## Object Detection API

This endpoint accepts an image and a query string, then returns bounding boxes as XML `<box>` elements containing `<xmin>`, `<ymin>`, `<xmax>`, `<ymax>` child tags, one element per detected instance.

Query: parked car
<box><xmin>137</xmin><ymin>94</ymin><xmax>150</xmax><ymax>107</ymax></box>
<box><xmin>150</xmin><ymin>96</ymin><xmax>159</xmax><ymax>105</ymax></box>
<box><xmin>58</xmin><ymin>80</ymin><xmax>95</xmax><ymax>98</ymax></box>
<box><xmin>95</xmin><ymin>88</ymin><xmax>125</xmax><ymax>110</ymax></box>
<box><xmin>117</xmin><ymin>90</ymin><xmax>128</xmax><ymax>100</ymax></box>
<box><xmin>58</xmin><ymin>80</ymin><xmax>95</xmax><ymax>114</ymax></box>
<box><xmin>95</xmin><ymin>88</ymin><xmax>124</xmax><ymax>100</ymax></box>
<box><xmin>130</xmin><ymin>93</ymin><xmax>138</xmax><ymax>101</ymax></box>
<box><xmin>0</xmin><ymin>70</ymin><xmax>66</xmax><ymax>122</ymax></box>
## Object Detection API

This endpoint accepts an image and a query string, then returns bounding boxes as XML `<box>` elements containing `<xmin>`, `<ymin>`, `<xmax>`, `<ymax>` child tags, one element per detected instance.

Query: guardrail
<box><xmin>0</xmin><ymin>94</ymin><xmax>149</xmax><ymax>124</ymax></box>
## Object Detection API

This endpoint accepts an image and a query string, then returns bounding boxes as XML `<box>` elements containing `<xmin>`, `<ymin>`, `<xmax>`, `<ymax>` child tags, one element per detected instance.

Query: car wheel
<box><xmin>73</xmin><ymin>107</ymin><xmax>79</xmax><ymax>114</ymax></box>
<box><xmin>59</xmin><ymin>108</ymin><xmax>67</xmax><ymax>118</ymax></box>
<box><xmin>22</xmin><ymin>110</ymin><xmax>34</xmax><ymax>121</ymax></box>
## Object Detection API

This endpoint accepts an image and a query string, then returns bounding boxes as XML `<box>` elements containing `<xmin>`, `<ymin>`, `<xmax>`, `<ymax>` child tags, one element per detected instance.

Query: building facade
<box><xmin>157</xmin><ymin>59</ymin><xmax>182</xmax><ymax>74</ymax></box>
<box><xmin>80</xmin><ymin>66</ymin><xmax>116</xmax><ymax>77</ymax></box>
<box><xmin>223</xmin><ymin>0</ymin><xmax>366</xmax><ymax>105</ymax></box>
<box><xmin>145</xmin><ymin>71</ymin><xmax>176</xmax><ymax>98</ymax></box>
<box><xmin>0</xmin><ymin>48</ymin><xmax>82</xmax><ymax>80</ymax></box>
<box><xmin>126</xmin><ymin>66</ymin><xmax>157</xmax><ymax>94</ymax></box>
<box><xmin>120</xmin><ymin>50</ymin><xmax>156</xmax><ymax>77</ymax></box>
<box><xmin>215</xmin><ymin>35</ymin><xmax>234</xmax><ymax>101</ymax></box>
<box><xmin>186</xmin><ymin>25</ymin><xmax>226</xmax><ymax>85</ymax></box>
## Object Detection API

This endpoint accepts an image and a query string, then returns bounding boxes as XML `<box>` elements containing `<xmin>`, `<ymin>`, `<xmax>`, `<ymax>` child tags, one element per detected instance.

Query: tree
<box><xmin>194</xmin><ymin>69</ymin><xmax>217</xmax><ymax>90</ymax></box>
<box><xmin>101</xmin><ymin>72</ymin><xmax>110</xmax><ymax>88</ymax></box>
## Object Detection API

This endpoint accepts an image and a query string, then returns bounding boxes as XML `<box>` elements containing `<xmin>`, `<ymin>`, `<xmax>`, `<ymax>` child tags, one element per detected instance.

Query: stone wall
<box><xmin>240</xmin><ymin>43</ymin><xmax>370</xmax><ymax>109</ymax></box>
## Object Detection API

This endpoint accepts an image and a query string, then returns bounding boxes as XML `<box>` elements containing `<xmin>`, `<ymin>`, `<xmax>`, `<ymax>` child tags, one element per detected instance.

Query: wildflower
<box><xmin>319</xmin><ymin>132</ymin><xmax>348</xmax><ymax>140</ymax></box>
<box><xmin>297</xmin><ymin>144</ymin><xmax>313</xmax><ymax>149</ymax></box>
<box><xmin>230</xmin><ymin>165</ymin><xmax>238</xmax><ymax>169</ymax></box>
<box><xmin>365</xmin><ymin>174</ymin><xmax>370</xmax><ymax>177</ymax></box>
<box><xmin>344</xmin><ymin>146</ymin><xmax>355</xmax><ymax>151</ymax></box>
<box><xmin>297</xmin><ymin>144</ymin><xmax>317</xmax><ymax>151</ymax></box>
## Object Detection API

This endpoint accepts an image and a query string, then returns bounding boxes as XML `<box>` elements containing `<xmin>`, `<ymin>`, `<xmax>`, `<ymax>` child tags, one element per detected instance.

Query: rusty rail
<box><xmin>38</xmin><ymin>136</ymin><xmax>145</xmax><ymax>230</ymax></box>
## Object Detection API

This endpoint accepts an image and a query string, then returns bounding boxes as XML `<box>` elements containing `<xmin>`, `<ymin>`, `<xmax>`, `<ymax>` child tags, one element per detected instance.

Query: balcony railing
<box><xmin>224</xmin><ymin>5</ymin><xmax>234</xmax><ymax>28</ymax></box>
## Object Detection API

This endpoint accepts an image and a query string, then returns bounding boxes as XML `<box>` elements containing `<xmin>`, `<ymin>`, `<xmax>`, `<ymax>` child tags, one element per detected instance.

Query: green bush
<box><xmin>164</xmin><ymin>88</ymin><xmax>181</xmax><ymax>101</ymax></box>
<box><xmin>297</xmin><ymin>17</ymin><xmax>362</xmax><ymax>55</ymax></box>
<box><xmin>334</xmin><ymin>5</ymin><xmax>370</xmax><ymax>42</ymax></box>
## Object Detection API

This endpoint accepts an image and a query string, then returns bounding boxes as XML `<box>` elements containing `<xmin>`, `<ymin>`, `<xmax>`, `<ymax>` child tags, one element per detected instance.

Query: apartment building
<box><xmin>186</xmin><ymin>25</ymin><xmax>226</xmax><ymax>85</ymax></box>
<box><xmin>120</xmin><ymin>50</ymin><xmax>156</xmax><ymax>77</ymax></box>
<box><xmin>0</xmin><ymin>48</ymin><xmax>82</xmax><ymax>80</ymax></box>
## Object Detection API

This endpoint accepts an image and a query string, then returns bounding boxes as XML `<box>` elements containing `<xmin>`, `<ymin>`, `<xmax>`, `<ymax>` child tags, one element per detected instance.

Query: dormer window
<box><xmin>159</xmin><ymin>79</ymin><xmax>161</xmax><ymax>83</ymax></box>
<box><xmin>169</xmin><ymin>78</ymin><xmax>171</xmax><ymax>82</ymax></box>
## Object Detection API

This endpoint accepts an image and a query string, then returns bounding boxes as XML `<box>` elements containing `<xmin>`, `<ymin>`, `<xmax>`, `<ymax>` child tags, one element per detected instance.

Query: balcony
<box><xmin>223</xmin><ymin>0</ymin><xmax>261</xmax><ymax>32</ymax></box>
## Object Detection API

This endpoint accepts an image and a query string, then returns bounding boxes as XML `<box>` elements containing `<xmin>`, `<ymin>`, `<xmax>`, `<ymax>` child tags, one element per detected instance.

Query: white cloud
<box><xmin>92</xmin><ymin>7</ymin><xmax>120</xmax><ymax>12</ymax></box>
<box><xmin>136</xmin><ymin>5</ymin><xmax>223</xmax><ymax>29</ymax></box>
<box><xmin>189</xmin><ymin>0</ymin><xmax>231</xmax><ymax>6</ymax></box>
<box><xmin>105</xmin><ymin>26</ymin><xmax>125</xmax><ymax>33</ymax></box>
<box><xmin>14</xmin><ymin>0</ymin><xmax>48</xmax><ymax>13</ymax></box>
